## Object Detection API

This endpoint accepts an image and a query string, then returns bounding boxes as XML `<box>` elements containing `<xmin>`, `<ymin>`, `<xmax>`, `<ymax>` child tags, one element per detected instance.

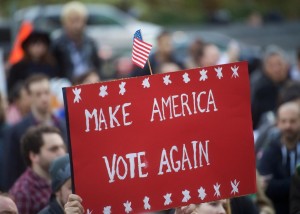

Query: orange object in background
<box><xmin>8</xmin><ymin>21</ymin><xmax>33</xmax><ymax>65</ymax></box>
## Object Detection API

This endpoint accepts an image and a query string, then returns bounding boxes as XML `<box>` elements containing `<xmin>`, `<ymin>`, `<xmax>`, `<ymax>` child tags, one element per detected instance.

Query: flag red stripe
<box><xmin>134</xmin><ymin>38</ymin><xmax>152</xmax><ymax>49</ymax></box>
<box><xmin>132</xmin><ymin>37</ymin><xmax>152</xmax><ymax>68</ymax></box>
<box><xmin>132</xmin><ymin>55</ymin><xmax>146</xmax><ymax>65</ymax></box>
<box><xmin>133</xmin><ymin>45</ymin><xmax>150</xmax><ymax>57</ymax></box>
<box><xmin>132</xmin><ymin>58</ymin><xmax>145</xmax><ymax>68</ymax></box>
<box><xmin>134</xmin><ymin>42</ymin><xmax>152</xmax><ymax>54</ymax></box>
<box><xmin>132</xmin><ymin>48</ymin><xmax>148</xmax><ymax>60</ymax></box>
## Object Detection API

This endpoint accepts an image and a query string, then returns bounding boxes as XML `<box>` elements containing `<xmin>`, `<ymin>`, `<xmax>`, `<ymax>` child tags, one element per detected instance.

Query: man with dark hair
<box><xmin>9</xmin><ymin>125</ymin><xmax>66</xmax><ymax>214</ymax></box>
<box><xmin>6</xmin><ymin>81</ymin><xmax>31</xmax><ymax>125</ymax></box>
<box><xmin>3</xmin><ymin>73</ymin><xmax>67</xmax><ymax>191</ymax></box>
<box><xmin>39</xmin><ymin>154</ymin><xmax>72</xmax><ymax>214</ymax></box>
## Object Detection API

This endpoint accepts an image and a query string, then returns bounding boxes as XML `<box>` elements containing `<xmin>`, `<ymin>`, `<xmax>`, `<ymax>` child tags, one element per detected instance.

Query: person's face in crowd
<box><xmin>157</xmin><ymin>34</ymin><xmax>173</xmax><ymax>57</ymax></box>
<box><xmin>32</xmin><ymin>133</ymin><xmax>66</xmax><ymax>172</ymax></box>
<box><xmin>199</xmin><ymin>44</ymin><xmax>220</xmax><ymax>67</ymax></box>
<box><xmin>195</xmin><ymin>200</ymin><xmax>228</xmax><ymax>214</ymax></box>
<box><xmin>27</xmin><ymin>41</ymin><xmax>48</xmax><ymax>61</ymax></box>
<box><xmin>159</xmin><ymin>62</ymin><xmax>181</xmax><ymax>74</ymax></box>
<box><xmin>0</xmin><ymin>195</ymin><xmax>18</xmax><ymax>214</ymax></box>
<box><xmin>0</xmin><ymin>93</ymin><xmax>6</xmax><ymax>123</ymax></box>
<box><xmin>16</xmin><ymin>87</ymin><xmax>31</xmax><ymax>116</ymax></box>
<box><xmin>28</xmin><ymin>79</ymin><xmax>51</xmax><ymax>115</ymax></box>
<box><xmin>264</xmin><ymin>54</ymin><xmax>288</xmax><ymax>83</ymax></box>
<box><xmin>277</xmin><ymin>103</ymin><xmax>300</xmax><ymax>143</ymax></box>
<box><xmin>57</xmin><ymin>178</ymin><xmax>72</xmax><ymax>207</ymax></box>
<box><xmin>64</xmin><ymin>12</ymin><xmax>86</xmax><ymax>38</ymax></box>
<box><xmin>82</xmin><ymin>72</ymin><xmax>100</xmax><ymax>84</ymax></box>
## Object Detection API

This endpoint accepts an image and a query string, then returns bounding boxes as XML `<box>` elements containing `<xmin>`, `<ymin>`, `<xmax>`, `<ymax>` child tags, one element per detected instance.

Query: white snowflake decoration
<box><xmin>87</xmin><ymin>209</ymin><xmax>93</xmax><ymax>214</ymax></box>
<box><xmin>182</xmin><ymin>73</ymin><xmax>190</xmax><ymax>83</ymax></box>
<box><xmin>123</xmin><ymin>200</ymin><xmax>132</xmax><ymax>213</ymax></box>
<box><xmin>103</xmin><ymin>206</ymin><xmax>111</xmax><ymax>214</ymax></box>
<box><xmin>142</xmin><ymin>78</ymin><xmax>150</xmax><ymax>88</ymax></box>
<box><xmin>73</xmin><ymin>88</ymin><xmax>81</xmax><ymax>103</ymax></box>
<box><xmin>119</xmin><ymin>82</ymin><xmax>126</xmax><ymax>95</ymax></box>
<box><xmin>214</xmin><ymin>183</ymin><xmax>221</xmax><ymax>197</ymax></box>
<box><xmin>163</xmin><ymin>193</ymin><xmax>172</xmax><ymax>205</ymax></box>
<box><xmin>198</xmin><ymin>187</ymin><xmax>207</xmax><ymax>200</ymax></box>
<box><xmin>231</xmin><ymin>65</ymin><xmax>239</xmax><ymax>78</ymax></box>
<box><xmin>231</xmin><ymin>179</ymin><xmax>240</xmax><ymax>195</ymax></box>
<box><xmin>143</xmin><ymin>196</ymin><xmax>151</xmax><ymax>210</ymax></box>
<box><xmin>99</xmin><ymin>85</ymin><xmax>108</xmax><ymax>98</ymax></box>
<box><xmin>214</xmin><ymin>67</ymin><xmax>223</xmax><ymax>79</ymax></box>
<box><xmin>163</xmin><ymin>75</ymin><xmax>172</xmax><ymax>85</ymax></box>
<box><xmin>199</xmin><ymin>69</ymin><xmax>208</xmax><ymax>81</ymax></box>
<box><xmin>182</xmin><ymin>189</ymin><xmax>191</xmax><ymax>202</ymax></box>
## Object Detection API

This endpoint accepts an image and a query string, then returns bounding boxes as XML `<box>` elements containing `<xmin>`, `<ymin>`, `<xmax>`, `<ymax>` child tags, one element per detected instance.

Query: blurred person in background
<box><xmin>114</xmin><ymin>57</ymin><xmax>134</xmax><ymax>79</ymax></box>
<box><xmin>257</xmin><ymin>101</ymin><xmax>300</xmax><ymax>214</ymax></box>
<box><xmin>72</xmin><ymin>70</ymin><xmax>101</xmax><ymax>85</ymax></box>
<box><xmin>255</xmin><ymin>171</ymin><xmax>275</xmax><ymax>214</ymax></box>
<box><xmin>9</xmin><ymin>125</ymin><xmax>66</xmax><ymax>214</ymax></box>
<box><xmin>52</xmin><ymin>70</ymin><xmax>101</xmax><ymax>121</ymax></box>
<box><xmin>290</xmin><ymin>164</ymin><xmax>300</xmax><ymax>214</ymax></box>
<box><xmin>255</xmin><ymin>81</ymin><xmax>300</xmax><ymax>159</ymax></box>
<box><xmin>290</xmin><ymin>47</ymin><xmax>300</xmax><ymax>81</ymax></box>
<box><xmin>52</xmin><ymin>1</ymin><xmax>101</xmax><ymax>81</ymax></box>
<box><xmin>131</xmin><ymin>30</ymin><xmax>184</xmax><ymax>76</ymax></box>
<box><xmin>6</xmin><ymin>81</ymin><xmax>31</xmax><ymax>125</ymax></box>
<box><xmin>0</xmin><ymin>92</ymin><xmax>8</xmax><ymax>192</ymax></box>
<box><xmin>158</xmin><ymin>62</ymin><xmax>181</xmax><ymax>74</ymax></box>
<box><xmin>184</xmin><ymin>38</ymin><xmax>204</xmax><ymax>69</ymax></box>
<box><xmin>0</xmin><ymin>193</ymin><xmax>18</xmax><ymax>214</ymax></box>
<box><xmin>174</xmin><ymin>200</ymin><xmax>231</xmax><ymax>214</ymax></box>
<box><xmin>230</xmin><ymin>196</ymin><xmax>259</xmax><ymax>214</ymax></box>
<box><xmin>250</xmin><ymin>45</ymin><xmax>290</xmax><ymax>129</ymax></box>
<box><xmin>38</xmin><ymin>154</ymin><xmax>71</xmax><ymax>214</ymax></box>
<box><xmin>3</xmin><ymin>74</ymin><xmax>67</xmax><ymax>191</ymax></box>
<box><xmin>198</xmin><ymin>43</ymin><xmax>221</xmax><ymax>67</ymax></box>
<box><xmin>7</xmin><ymin>31</ymin><xmax>58</xmax><ymax>92</ymax></box>
<box><xmin>219</xmin><ymin>40</ymin><xmax>241</xmax><ymax>65</ymax></box>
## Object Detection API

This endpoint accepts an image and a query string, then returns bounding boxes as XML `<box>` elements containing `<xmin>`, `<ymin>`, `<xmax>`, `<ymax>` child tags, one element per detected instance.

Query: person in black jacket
<box><xmin>258</xmin><ymin>101</ymin><xmax>300</xmax><ymax>214</ymax></box>
<box><xmin>7</xmin><ymin>30</ymin><xmax>59</xmax><ymax>91</ymax></box>
<box><xmin>290</xmin><ymin>165</ymin><xmax>300</xmax><ymax>214</ymax></box>
<box><xmin>250</xmin><ymin>45</ymin><xmax>290</xmax><ymax>129</ymax></box>
<box><xmin>52</xmin><ymin>1</ymin><xmax>101</xmax><ymax>82</ymax></box>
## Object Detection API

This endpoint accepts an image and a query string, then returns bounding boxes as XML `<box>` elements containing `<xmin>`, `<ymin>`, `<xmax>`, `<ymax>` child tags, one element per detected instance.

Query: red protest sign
<box><xmin>63</xmin><ymin>61</ymin><xmax>256</xmax><ymax>213</ymax></box>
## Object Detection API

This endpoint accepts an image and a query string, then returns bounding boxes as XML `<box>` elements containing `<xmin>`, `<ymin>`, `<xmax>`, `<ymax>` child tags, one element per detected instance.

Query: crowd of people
<box><xmin>0</xmin><ymin>1</ymin><xmax>300</xmax><ymax>214</ymax></box>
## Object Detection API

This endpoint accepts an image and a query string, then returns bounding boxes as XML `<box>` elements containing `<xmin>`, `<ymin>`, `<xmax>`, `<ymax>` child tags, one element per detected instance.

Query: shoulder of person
<box><xmin>51</xmin><ymin>31</ymin><xmax>68</xmax><ymax>47</ymax></box>
<box><xmin>9</xmin><ymin>60</ymin><xmax>28</xmax><ymax>71</ymax></box>
<box><xmin>83</xmin><ymin>34</ymin><xmax>97</xmax><ymax>45</ymax></box>
<box><xmin>37</xmin><ymin>206</ymin><xmax>49</xmax><ymax>214</ymax></box>
<box><xmin>12</xmin><ymin>114</ymin><xmax>35</xmax><ymax>132</ymax></box>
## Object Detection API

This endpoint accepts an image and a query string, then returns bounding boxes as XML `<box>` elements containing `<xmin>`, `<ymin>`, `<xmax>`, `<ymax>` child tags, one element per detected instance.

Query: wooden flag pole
<box><xmin>147</xmin><ymin>59</ymin><xmax>153</xmax><ymax>75</ymax></box>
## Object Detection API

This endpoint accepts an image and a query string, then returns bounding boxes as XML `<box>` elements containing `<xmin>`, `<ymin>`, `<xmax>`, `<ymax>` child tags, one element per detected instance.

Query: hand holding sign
<box><xmin>63</xmin><ymin>61</ymin><xmax>256</xmax><ymax>213</ymax></box>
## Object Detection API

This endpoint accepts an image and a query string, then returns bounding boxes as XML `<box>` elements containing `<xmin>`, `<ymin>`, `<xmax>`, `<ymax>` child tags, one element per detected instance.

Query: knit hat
<box><xmin>21</xmin><ymin>30</ymin><xmax>51</xmax><ymax>51</ymax></box>
<box><xmin>50</xmin><ymin>154</ymin><xmax>71</xmax><ymax>192</ymax></box>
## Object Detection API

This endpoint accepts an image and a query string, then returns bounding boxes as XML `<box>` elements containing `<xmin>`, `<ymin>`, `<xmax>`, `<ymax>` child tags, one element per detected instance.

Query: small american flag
<box><xmin>132</xmin><ymin>29</ymin><xmax>152</xmax><ymax>68</ymax></box>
